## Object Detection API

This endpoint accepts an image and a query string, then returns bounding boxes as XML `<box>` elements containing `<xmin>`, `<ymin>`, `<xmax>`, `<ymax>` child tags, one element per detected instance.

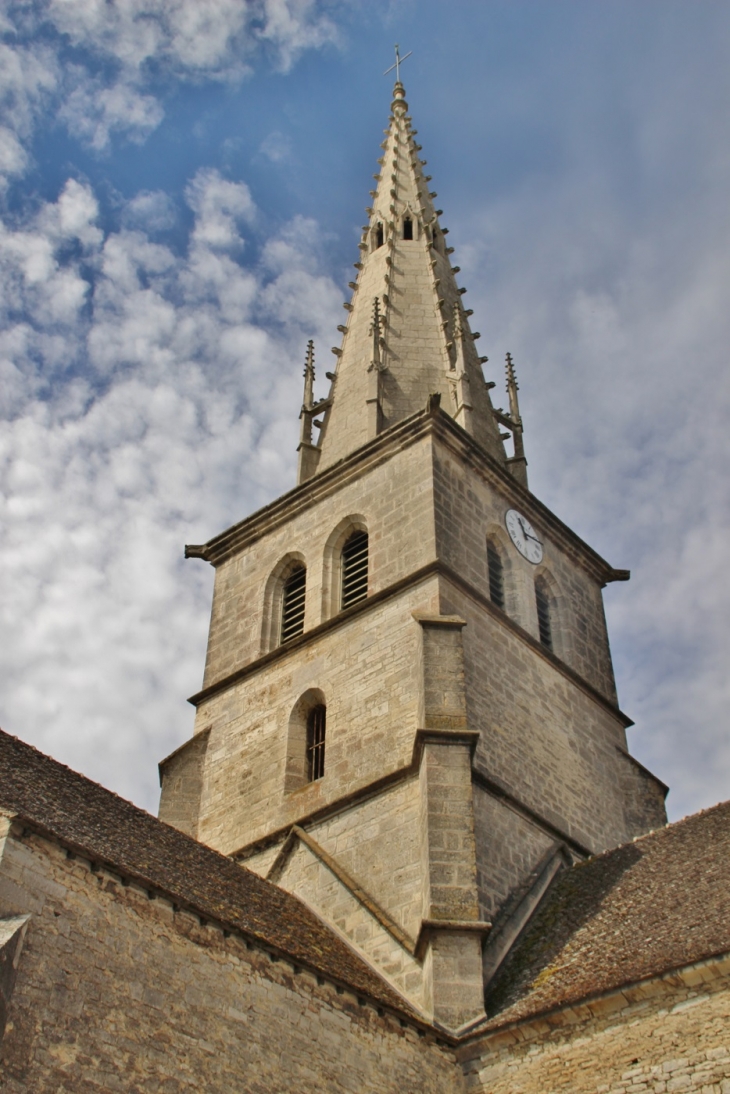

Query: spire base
<box><xmin>297</xmin><ymin>442</ymin><xmax>321</xmax><ymax>484</ymax></box>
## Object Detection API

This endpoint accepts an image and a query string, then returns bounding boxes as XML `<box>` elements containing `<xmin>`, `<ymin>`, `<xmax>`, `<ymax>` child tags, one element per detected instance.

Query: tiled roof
<box><xmin>0</xmin><ymin>730</ymin><xmax>412</xmax><ymax>1016</ymax></box>
<box><xmin>485</xmin><ymin>799</ymin><xmax>730</xmax><ymax>1028</ymax></box>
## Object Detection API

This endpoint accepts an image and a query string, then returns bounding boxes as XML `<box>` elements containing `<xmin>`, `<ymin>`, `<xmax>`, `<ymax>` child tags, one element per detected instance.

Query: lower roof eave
<box><xmin>454</xmin><ymin>947</ymin><xmax>730</xmax><ymax>1055</ymax></box>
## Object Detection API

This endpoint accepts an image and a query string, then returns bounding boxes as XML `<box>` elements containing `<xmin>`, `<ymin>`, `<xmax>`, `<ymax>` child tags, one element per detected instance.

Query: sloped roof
<box><xmin>0</xmin><ymin>729</ymin><xmax>411</xmax><ymax>1016</ymax></box>
<box><xmin>485</xmin><ymin>799</ymin><xmax>730</xmax><ymax>1028</ymax></box>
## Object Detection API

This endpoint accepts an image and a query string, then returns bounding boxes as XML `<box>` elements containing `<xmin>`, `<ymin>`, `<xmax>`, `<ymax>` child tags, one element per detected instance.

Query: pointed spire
<box><xmin>449</xmin><ymin>303</ymin><xmax>474</xmax><ymax>434</ymax></box>
<box><xmin>308</xmin><ymin>81</ymin><xmax>508</xmax><ymax>474</ymax></box>
<box><xmin>492</xmin><ymin>353</ymin><xmax>528</xmax><ymax>488</ymax></box>
<box><xmin>297</xmin><ymin>339</ymin><xmax>331</xmax><ymax>484</ymax></box>
<box><xmin>505</xmin><ymin>352</ymin><xmax>520</xmax><ymax>423</ymax></box>
<box><xmin>367</xmin><ymin>297</ymin><xmax>385</xmax><ymax>436</ymax></box>
<box><xmin>302</xmin><ymin>339</ymin><xmax>315</xmax><ymax>416</ymax></box>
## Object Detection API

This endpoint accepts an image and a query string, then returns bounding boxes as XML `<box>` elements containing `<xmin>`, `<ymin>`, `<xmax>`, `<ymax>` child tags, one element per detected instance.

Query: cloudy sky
<box><xmin>1</xmin><ymin>0</ymin><xmax>728</xmax><ymax>822</ymax></box>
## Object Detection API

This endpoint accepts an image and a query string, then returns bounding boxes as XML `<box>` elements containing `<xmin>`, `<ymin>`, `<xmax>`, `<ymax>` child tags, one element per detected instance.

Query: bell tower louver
<box><xmin>298</xmin><ymin>82</ymin><xmax>511</xmax><ymax>480</ymax></box>
<box><xmin>163</xmin><ymin>79</ymin><xmax>668</xmax><ymax>1036</ymax></box>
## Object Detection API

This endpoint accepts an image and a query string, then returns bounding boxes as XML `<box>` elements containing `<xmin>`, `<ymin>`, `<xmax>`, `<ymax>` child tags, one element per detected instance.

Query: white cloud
<box><xmin>258</xmin><ymin>129</ymin><xmax>293</xmax><ymax>164</ymax></box>
<box><xmin>122</xmin><ymin>190</ymin><xmax>177</xmax><ymax>232</ymax></box>
<box><xmin>0</xmin><ymin>0</ymin><xmax>340</xmax><ymax>175</ymax></box>
<box><xmin>58</xmin><ymin>70</ymin><xmax>165</xmax><ymax>149</ymax></box>
<box><xmin>0</xmin><ymin>39</ymin><xmax>58</xmax><ymax>186</ymax></box>
<box><xmin>0</xmin><ymin>170</ymin><xmax>341</xmax><ymax>809</ymax></box>
<box><xmin>0</xmin><ymin>126</ymin><xmax>29</xmax><ymax>185</ymax></box>
<box><xmin>258</xmin><ymin>0</ymin><xmax>339</xmax><ymax>73</ymax></box>
<box><xmin>185</xmin><ymin>168</ymin><xmax>256</xmax><ymax>250</ymax></box>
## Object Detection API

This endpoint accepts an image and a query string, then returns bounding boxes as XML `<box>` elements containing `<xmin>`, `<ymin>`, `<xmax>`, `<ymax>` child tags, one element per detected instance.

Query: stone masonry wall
<box><xmin>459</xmin><ymin>957</ymin><xmax>730</xmax><ymax>1094</ymax></box>
<box><xmin>295</xmin><ymin>776</ymin><xmax>423</xmax><ymax>940</ymax></box>
<box><xmin>432</xmin><ymin>438</ymin><xmax>619</xmax><ymax>703</ymax></box>
<box><xmin>200</xmin><ymin>434</ymin><xmax>436</xmax><ymax>691</ymax></box>
<box><xmin>275</xmin><ymin>838</ymin><xmax>424</xmax><ymax>1009</ymax></box>
<box><xmin>244</xmin><ymin>777</ymin><xmax>426</xmax><ymax>1010</ymax></box>
<box><xmin>442</xmin><ymin>577</ymin><xmax>649</xmax><ymax>856</ymax></box>
<box><xmin>472</xmin><ymin>786</ymin><xmax>555</xmax><ymax>922</ymax></box>
<box><xmin>193</xmin><ymin>575</ymin><xmax>440</xmax><ymax>855</ymax></box>
<box><xmin>157</xmin><ymin>728</ymin><xmax>209</xmax><ymax>838</ymax></box>
<box><xmin>0</xmin><ymin>824</ymin><xmax>463</xmax><ymax>1094</ymax></box>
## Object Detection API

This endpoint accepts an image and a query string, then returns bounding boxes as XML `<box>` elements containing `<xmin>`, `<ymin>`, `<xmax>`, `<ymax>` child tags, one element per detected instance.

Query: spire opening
<box><xmin>403</xmin><ymin>217</ymin><xmax>413</xmax><ymax>240</ymax></box>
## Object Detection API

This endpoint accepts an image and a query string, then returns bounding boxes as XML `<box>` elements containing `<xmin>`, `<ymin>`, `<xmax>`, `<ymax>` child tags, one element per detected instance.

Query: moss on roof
<box><xmin>486</xmin><ymin>800</ymin><xmax>730</xmax><ymax>1028</ymax></box>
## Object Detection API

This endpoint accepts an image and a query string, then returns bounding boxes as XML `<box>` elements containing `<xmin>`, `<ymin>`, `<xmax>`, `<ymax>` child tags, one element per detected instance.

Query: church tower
<box><xmin>159</xmin><ymin>79</ymin><xmax>667</xmax><ymax>1034</ymax></box>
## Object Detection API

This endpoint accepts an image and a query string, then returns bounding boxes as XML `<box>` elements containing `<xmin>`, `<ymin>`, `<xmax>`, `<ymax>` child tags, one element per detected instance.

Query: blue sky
<box><xmin>1</xmin><ymin>0</ymin><xmax>729</xmax><ymax>821</ymax></box>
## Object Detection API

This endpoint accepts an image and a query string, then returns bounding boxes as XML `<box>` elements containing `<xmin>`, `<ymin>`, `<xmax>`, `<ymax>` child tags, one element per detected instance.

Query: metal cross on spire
<box><xmin>383</xmin><ymin>43</ymin><xmax>412</xmax><ymax>82</ymax></box>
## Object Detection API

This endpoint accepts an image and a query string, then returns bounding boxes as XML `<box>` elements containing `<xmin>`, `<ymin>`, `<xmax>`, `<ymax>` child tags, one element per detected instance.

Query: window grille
<box><xmin>403</xmin><ymin>217</ymin><xmax>413</xmax><ymax>240</ymax></box>
<box><xmin>341</xmin><ymin>531</ymin><xmax>369</xmax><ymax>609</ymax></box>
<box><xmin>487</xmin><ymin>541</ymin><xmax>505</xmax><ymax>610</ymax></box>
<box><xmin>306</xmin><ymin>704</ymin><xmax>326</xmax><ymax>781</ymax></box>
<box><xmin>535</xmin><ymin>583</ymin><xmax>552</xmax><ymax>650</ymax></box>
<box><xmin>281</xmin><ymin>565</ymin><xmax>306</xmax><ymax>643</ymax></box>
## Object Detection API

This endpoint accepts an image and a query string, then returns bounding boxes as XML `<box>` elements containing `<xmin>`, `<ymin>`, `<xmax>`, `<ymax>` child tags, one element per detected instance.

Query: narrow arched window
<box><xmin>281</xmin><ymin>564</ymin><xmax>306</xmax><ymax>643</ymax></box>
<box><xmin>487</xmin><ymin>540</ymin><xmax>505</xmax><ymax>610</ymax></box>
<box><xmin>535</xmin><ymin>580</ymin><xmax>552</xmax><ymax>650</ymax></box>
<box><xmin>376</xmin><ymin>223</ymin><xmax>384</xmax><ymax>248</ymax></box>
<box><xmin>306</xmin><ymin>704</ymin><xmax>326</xmax><ymax>781</ymax></box>
<box><xmin>341</xmin><ymin>530</ymin><xmax>368</xmax><ymax>609</ymax></box>
<box><xmin>403</xmin><ymin>217</ymin><xmax>413</xmax><ymax>240</ymax></box>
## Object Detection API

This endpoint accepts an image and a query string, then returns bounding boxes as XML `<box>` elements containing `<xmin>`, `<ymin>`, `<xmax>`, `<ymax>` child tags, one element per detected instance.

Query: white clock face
<box><xmin>505</xmin><ymin>509</ymin><xmax>544</xmax><ymax>565</ymax></box>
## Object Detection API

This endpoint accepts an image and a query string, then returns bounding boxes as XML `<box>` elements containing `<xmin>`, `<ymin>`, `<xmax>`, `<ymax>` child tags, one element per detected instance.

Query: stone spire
<box><xmin>299</xmin><ymin>81</ymin><xmax>509</xmax><ymax>481</ymax></box>
<box><xmin>493</xmin><ymin>352</ymin><xmax>528</xmax><ymax>488</ymax></box>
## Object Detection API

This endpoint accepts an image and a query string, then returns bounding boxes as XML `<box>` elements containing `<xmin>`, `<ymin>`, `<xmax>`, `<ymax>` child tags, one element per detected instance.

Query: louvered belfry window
<box><xmin>487</xmin><ymin>541</ymin><xmax>505</xmax><ymax>610</ymax></box>
<box><xmin>280</xmin><ymin>565</ymin><xmax>306</xmax><ymax>643</ymax></box>
<box><xmin>341</xmin><ymin>531</ymin><xmax>368</xmax><ymax>609</ymax></box>
<box><xmin>306</xmin><ymin>705</ymin><xmax>326</xmax><ymax>781</ymax></box>
<box><xmin>535</xmin><ymin>582</ymin><xmax>552</xmax><ymax>650</ymax></box>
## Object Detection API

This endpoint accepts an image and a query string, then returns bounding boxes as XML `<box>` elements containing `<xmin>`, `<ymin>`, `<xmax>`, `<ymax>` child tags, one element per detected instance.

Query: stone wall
<box><xmin>273</xmin><ymin>835</ymin><xmax>424</xmax><ymax>1008</ymax></box>
<box><xmin>200</xmin><ymin>433</ymin><xmax>437</xmax><ymax>691</ymax></box>
<box><xmin>158</xmin><ymin>727</ymin><xmax>209</xmax><ymax>838</ymax></box>
<box><xmin>191</xmin><ymin>574</ymin><xmax>440</xmax><ymax>856</ymax></box>
<box><xmin>244</xmin><ymin>776</ymin><xmax>426</xmax><ymax>1009</ymax></box>
<box><xmin>0</xmin><ymin>821</ymin><xmax>463</xmax><ymax>1094</ymax></box>
<box><xmin>460</xmin><ymin>956</ymin><xmax>730</xmax><ymax>1094</ymax></box>
<box><xmin>269</xmin><ymin>775</ymin><xmax>424</xmax><ymax>941</ymax></box>
<box><xmin>432</xmin><ymin>437</ymin><xmax>618</xmax><ymax>703</ymax></box>
<box><xmin>442</xmin><ymin>576</ymin><xmax>661</xmax><ymax>855</ymax></box>
<box><xmin>472</xmin><ymin>786</ymin><xmax>555</xmax><ymax>921</ymax></box>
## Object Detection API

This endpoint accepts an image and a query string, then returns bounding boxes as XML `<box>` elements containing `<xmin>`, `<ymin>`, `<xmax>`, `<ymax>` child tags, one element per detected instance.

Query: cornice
<box><xmin>189</xmin><ymin>556</ymin><xmax>631</xmax><ymax>730</ymax></box>
<box><xmin>188</xmin><ymin>561</ymin><xmax>439</xmax><ymax>706</ymax></box>
<box><xmin>185</xmin><ymin>411</ymin><xmax>436</xmax><ymax>566</ymax></box>
<box><xmin>428</xmin><ymin>409</ymin><xmax>629</xmax><ymax>588</ymax></box>
<box><xmin>184</xmin><ymin>405</ymin><xmax>628</xmax><ymax>588</ymax></box>
<box><xmin>230</xmin><ymin>725</ymin><xmax>582</xmax><ymax>867</ymax></box>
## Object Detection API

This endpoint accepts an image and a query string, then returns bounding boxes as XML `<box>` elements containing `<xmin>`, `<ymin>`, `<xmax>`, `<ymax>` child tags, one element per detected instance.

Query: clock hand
<box><xmin>517</xmin><ymin>516</ymin><xmax>540</xmax><ymax>544</ymax></box>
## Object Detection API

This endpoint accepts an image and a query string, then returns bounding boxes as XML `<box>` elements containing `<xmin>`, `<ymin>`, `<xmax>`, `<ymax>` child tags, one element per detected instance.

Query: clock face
<box><xmin>505</xmin><ymin>509</ymin><xmax>544</xmax><ymax>565</ymax></box>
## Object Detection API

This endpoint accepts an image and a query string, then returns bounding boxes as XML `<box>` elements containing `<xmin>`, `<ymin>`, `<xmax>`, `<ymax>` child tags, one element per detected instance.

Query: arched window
<box><xmin>285</xmin><ymin>690</ymin><xmax>326</xmax><ymax>792</ymax></box>
<box><xmin>341</xmin><ymin>530</ymin><xmax>368</xmax><ymax>609</ymax></box>
<box><xmin>306</xmin><ymin>704</ymin><xmax>326</xmax><ymax>781</ymax></box>
<box><xmin>280</xmin><ymin>564</ymin><xmax>306</xmax><ymax>644</ymax></box>
<box><xmin>375</xmin><ymin>223</ymin><xmax>384</xmax><ymax>249</ymax></box>
<box><xmin>535</xmin><ymin>579</ymin><xmax>552</xmax><ymax>650</ymax></box>
<box><xmin>487</xmin><ymin>539</ymin><xmax>505</xmax><ymax>610</ymax></box>
<box><xmin>403</xmin><ymin>216</ymin><xmax>413</xmax><ymax>240</ymax></box>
